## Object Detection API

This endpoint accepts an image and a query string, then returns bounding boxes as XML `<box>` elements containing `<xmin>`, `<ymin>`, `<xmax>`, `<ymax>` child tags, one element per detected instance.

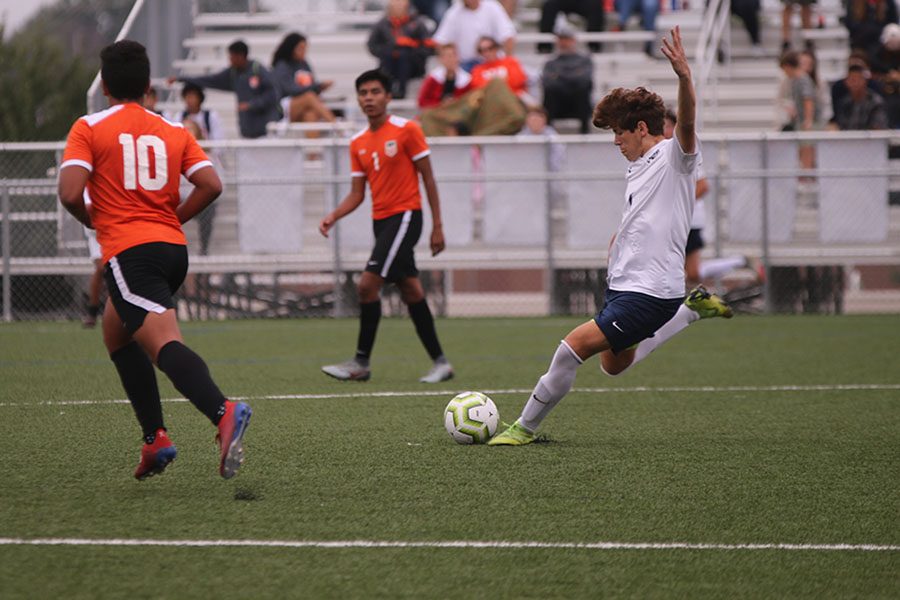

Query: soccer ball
<box><xmin>444</xmin><ymin>391</ymin><xmax>499</xmax><ymax>444</ymax></box>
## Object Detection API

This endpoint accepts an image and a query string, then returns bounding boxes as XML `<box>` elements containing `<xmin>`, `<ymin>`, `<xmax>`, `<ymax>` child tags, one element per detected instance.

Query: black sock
<box><xmin>86</xmin><ymin>304</ymin><xmax>100</xmax><ymax>318</ymax></box>
<box><xmin>408</xmin><ymin>299</ymin><xmax>444</xmax><ymax>361</ymax></box>
<box><xmin>156</xmin><ymin>341</ymin><xmax>227</xmax><ymax>425</ymax></box>
<box><xmin>355</xmin><ymin>300</ymin><xmax>381</xmax><ymax>363</ymax></box>
<box><xmin>110</xmin><ymin>341</ymin><xmax>163</xmax><ymax>442</ymax></box>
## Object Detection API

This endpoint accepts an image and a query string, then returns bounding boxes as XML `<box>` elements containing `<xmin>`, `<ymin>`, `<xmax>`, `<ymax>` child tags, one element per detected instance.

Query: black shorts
<box><xmin>685</xmin><ymin>228</ymin><xmax>705</xmax><ymax>254</ymax></box>
<box><xmin>104</xmin><ymin>242</ymin><xmax>188</xmax><ymax>334</ymax></box>
<box><xmin>594</xmin><ymin>289</ymin><xmax>683</xmax><ymax>354</ymax></box>
<box><xmin>365</xmin><ymin>210</ymin><xmax>422</xmax><ymax>283</ymax></box>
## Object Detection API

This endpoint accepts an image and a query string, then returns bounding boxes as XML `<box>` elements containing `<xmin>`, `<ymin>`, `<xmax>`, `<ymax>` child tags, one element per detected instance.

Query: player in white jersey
<box><xmin>489</xmin><ymin>27</ymin><xmax>733</xmax><ymax>446</ymax></box>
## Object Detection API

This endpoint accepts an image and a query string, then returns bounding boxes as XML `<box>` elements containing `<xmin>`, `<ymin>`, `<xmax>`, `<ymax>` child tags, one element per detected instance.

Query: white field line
<box><xmin>0</xmin><ymin>537</ymin><xmax>897</xmax><ymax>552</ymax></box>
<box><xmin>2</xmin><ymin>384</ymin><xmax>900</xmax><ymax>408</ymax></box>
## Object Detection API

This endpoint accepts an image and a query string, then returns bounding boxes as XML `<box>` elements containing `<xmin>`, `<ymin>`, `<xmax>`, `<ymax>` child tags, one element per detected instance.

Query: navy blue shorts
<box><xmin>594</xmin><ymin>289</ymin><xmax>683</xmax><ymax>354</ymax></box>
<box><xmin>686</xmin><ymin>228</ymin><xmax>704</xmax><ymax>254</ymax></box>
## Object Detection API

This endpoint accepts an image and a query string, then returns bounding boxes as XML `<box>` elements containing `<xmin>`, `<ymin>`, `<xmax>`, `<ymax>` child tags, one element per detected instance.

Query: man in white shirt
<box><xmin>433</xmin><ymin>0</ymin><xmax>517</xmax><ymax>69</ymax></box>
<box><xmin>489</xmin><ymin>27</ymin><xmax>733</xmax><ymax>446</ymax></box>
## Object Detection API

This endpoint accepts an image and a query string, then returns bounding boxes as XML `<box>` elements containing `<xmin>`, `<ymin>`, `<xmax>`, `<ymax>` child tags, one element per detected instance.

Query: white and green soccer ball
<box><xmin>444</xmin><ymin>391</ymin><xmax>499</xmax><ymax>444</ymax></box>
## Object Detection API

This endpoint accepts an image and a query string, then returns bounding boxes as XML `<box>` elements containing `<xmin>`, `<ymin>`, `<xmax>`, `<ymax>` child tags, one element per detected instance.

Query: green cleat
<box><xmin>487</xmin><ymin>420</ymin><xmax>536</xmax><ymax>446</ymax></box>
<box><xmin>685</xmin><ymin>285</ymin><xmax>734</xmax><ymax>319</ymax></box>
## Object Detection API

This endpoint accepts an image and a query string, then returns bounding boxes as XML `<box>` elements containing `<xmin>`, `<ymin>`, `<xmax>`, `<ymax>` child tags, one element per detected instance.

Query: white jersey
<box><xmin>607</xmin><ymin>137</ymin><xmax>700</xmax><ymax>299</ymax></box>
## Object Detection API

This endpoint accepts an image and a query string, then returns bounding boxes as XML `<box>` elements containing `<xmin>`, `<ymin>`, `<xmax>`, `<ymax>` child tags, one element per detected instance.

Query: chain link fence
<box><xmin>2</xmin><ymin>131</ymin><xmax>899</xmax><ymax>323</ymax></box>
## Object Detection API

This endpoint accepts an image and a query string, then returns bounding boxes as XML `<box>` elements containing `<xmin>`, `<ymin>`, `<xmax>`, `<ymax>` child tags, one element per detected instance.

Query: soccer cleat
<box><xmin>419</xmin><ymin>360</ymin><xmax>454</xmax><ymax>384</ymax></box>
<box><xmin>216</xmin><ymin>400</ymin><xmax>252</xmax><ymax>479</ymax></box>
<box><xmin>684</xmin><ymin>285</ymin><xmax>734</xmax><ymax>319</ymax></box>
<box><xmin>487</xmin><ymin>420</ymin><xmax>536</xmax><ymax>446</ymax></box>
<box><xmin>321</xmin><ymin>359</ymin><xmax>371</xmax><ymax>381</ymax></box>
<box><xmin>134</xmin><ymin>429</ymin><xmax>177</xmax><ymax>480</ymax></box>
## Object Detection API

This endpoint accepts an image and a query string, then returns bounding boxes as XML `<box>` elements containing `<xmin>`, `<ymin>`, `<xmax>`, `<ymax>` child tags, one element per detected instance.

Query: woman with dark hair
<box><xmin>271</xmin><ymin>32</ymin><xmax>336</xmax><ymax>126</ymax></box>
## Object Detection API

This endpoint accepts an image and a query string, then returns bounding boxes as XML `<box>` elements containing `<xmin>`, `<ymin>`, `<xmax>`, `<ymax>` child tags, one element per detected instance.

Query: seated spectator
<box><xmin>418</xmin><ymin>43</ymin><xmax>473</xmax><ymax>108</ymax></box>
<box><xmin>433</xmin><ymin>0</ymin><xmax>517</xmax><ymax>70</ymax></box>
<box><xmin>873</xmin><ymin>23</ymin><xmax>900</xmax><ymax>128</ymax></box>
<box><xmin>413</xmin><ymin>0</ymin><xmax>451</xmax><ymax>23</ymax></box>
<box><xmin>831</xmin><ymin>64</ymin><xmax>889</xmax><ymax>130</ymax></box>
<box><xmin>367</xmin><ymin>0</ymin><xmax>435</xmax><ymax>99</ymax></box>
<box><xmin>829</xmin><ymin>51</ymin><xmax>883</xmax><ymax>121</ymax></box>
<box><xmin>171</xmin><ymin>40</ymin><xmax>280</xmax><ymax>139</ymax></box>
<box><xmin>538</xmin><ymin>0</ymin><xmax>605</xmax><ymax>54</ymax></box>
<box><xmin>843</xmin><ymin>0</ymin><xmax>898</xmax><ymax>63</ymax></box>
<box><xmin>470</xmin><ymin>36</ymin><xmax>530</xmax><ymax>98</ymax></box>
<box><xmin>420</xmin><ymin>78</ymin><xmax>526</xmax><ymax>136</ymax></box>
<box><xmin>615</xmin><ymin>0</ymin><xmax>658</xmax><ymax>55</ymax></box>
<box><xmin>540</xmin><ymin>25</ymin><xmax>593</xmax><ymax>134</ymax></box>
<box><xmin>271</xmin><ymin>32</ymin><xmax>337</xmax><ymax>130</ymax></box>
<box><xmin>517</xmin><ymin>106</ymin><xmax>565</xmax><ymax>174</ymax></box>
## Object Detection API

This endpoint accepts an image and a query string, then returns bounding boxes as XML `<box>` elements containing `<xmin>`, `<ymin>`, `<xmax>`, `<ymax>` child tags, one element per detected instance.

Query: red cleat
<box><xmin>134</xmin><ymin>429</ymin><xmax>177</xmax><ymax>480</ymax></box>
<box><xmin>216</xmin><ymin>400</ymin><xmax>252</xmax><ymax>479</ymax></box>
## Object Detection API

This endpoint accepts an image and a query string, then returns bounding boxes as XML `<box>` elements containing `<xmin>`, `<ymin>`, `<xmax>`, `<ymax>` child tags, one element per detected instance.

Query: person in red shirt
<box><xmin>319</xmin><ymin>69</ymin><xmax>453</xmax><ymax>383</ymax></box>
<box><xmin>470</xmin><ymin>36</ymin><xmax>530</xmax><ymax>97</ymax></box>
<box><xmin>417</xmin><ymin>43</ymin><xmax>473</xmax><ymax>109</ymax></box>
<box><xmin>57</xmin><ymin>40</ymin><xmax>252</xmax><ymax>481</ymax></box>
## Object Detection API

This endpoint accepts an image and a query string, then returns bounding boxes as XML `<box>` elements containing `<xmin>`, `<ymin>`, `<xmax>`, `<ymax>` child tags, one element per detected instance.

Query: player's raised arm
<box><xmin>660</xmin><ymin>26</ymin><xmax>696</xmax><ymax>155</ymax></box>
<box><xmin>414</xmin><ymin>155</ymin><xmax>445</xmax><ymax>256</ymax></box>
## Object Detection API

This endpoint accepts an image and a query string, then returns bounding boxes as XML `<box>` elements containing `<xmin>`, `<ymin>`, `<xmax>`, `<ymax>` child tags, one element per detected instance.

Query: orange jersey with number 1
<box><xmin>349</xmin><ymin>115</ymin><xmax>430</xmax><ymax>220</ymax></box>
<box><xmin>61</xmin><ymin>103</ymin><xmax>213</xmax><ymax>263</ymax></box>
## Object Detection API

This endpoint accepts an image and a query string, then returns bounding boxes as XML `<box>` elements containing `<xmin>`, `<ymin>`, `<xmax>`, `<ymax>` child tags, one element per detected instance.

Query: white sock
<box><xmin>520</xmin><ymin>340</ymin><xmax>583</xmax><ymax>432</ymax></box>
<box><xmin>630</xmin><ymin>304</ymin><xmax>699</xmax><ymax>367</ymax></box>
<box><xmin>699</xmin><ymin>256</ymin><xmax>747</xmax><ymax>280</ymax></box>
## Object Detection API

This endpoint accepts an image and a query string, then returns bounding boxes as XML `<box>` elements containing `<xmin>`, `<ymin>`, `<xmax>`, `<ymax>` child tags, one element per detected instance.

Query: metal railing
<box><xmin>2</xmin><ymin>131</ymin><xmax>899</xmax><ymax>321</ymax></box>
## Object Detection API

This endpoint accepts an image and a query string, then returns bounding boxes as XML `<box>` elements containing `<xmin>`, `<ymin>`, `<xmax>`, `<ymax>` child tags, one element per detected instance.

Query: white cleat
<box><xmin>321</xmin><ymin>359</ymin><xmax>371</xmax><ymax>381</ymax></box>
<box><xmin>419</xmin><ymin>361</ymin><xmax>454</xmax><ymax>384</ymax></box>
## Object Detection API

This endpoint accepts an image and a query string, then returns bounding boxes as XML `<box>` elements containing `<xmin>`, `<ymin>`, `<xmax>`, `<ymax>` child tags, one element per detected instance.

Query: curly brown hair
<box><xmin>592</xmin><ymin>87</ymin><xmax>665</xmax><ymax>135</ymax></box>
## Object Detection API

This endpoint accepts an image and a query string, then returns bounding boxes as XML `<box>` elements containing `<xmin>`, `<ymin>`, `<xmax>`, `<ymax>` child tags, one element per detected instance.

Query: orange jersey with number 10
<box><xmin>61</xmin><ymin>103</ymin><xmax>213</xmax><ymax>263</ymax></box>
<box><xmin>349</xmin><ymin>115</ymin><xmax>430</xmax><ymax>220</ymax></box>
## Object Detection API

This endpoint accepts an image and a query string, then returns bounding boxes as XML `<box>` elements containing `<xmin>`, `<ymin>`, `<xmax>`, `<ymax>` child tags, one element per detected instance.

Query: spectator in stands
<box><xmin>271</xmin><ymin>32</ymin><xmax>337</xmax><ymax>130</ymax></box>
<box><xmin>417</xmin><ymin>43</ymin><xmax>473</xmax><ymax>108</ymax></box>
<box><xmin>799</xmin><ymin>49</ymin><xmax>832</xmax><ymax>123</ymax></box>
<box><xmin>413</xmin><ymin>0</ymin><xmax>450</xmax><ymax>23</ymax></box>
<box><xmin>731</xmin><ymin>0</ymin><xmax>764</xmax><ymax>57</ymax></box>
<box><xmin>538</xmin><ymin>0</ymin><xmax>605</xmax><ymax>54</ymax></box>
<box><xmin>367</xmin><ymin>0</ymin><xmax>435</xmax><ymax>99</ymax></box>
<box><xmin>615</xmin><ymin>0</ymin><xmax>658</xmax><ymax>55</ymax></box>
<box><xmin>517</xmin><ymin>106</ymin><xmax>565</xmax><ymax>194</ymax></box>
<box><xmin>872</xmin><ymin>23</ymin><xmax>900</xmax><ymax>127</ymax></box>
<box><xmin>171</xmin><ymin>83</ymin><xmax>224</xmax><ymax>256</ymax></box>
<box><xmin>843</xmin><ymin>0</ymin><xmax>898</xmax><ymax>63</ymax></box>
<box><xmin>831</xmin><ymin>64</ymin><xmax>889</xmax><ymax>130</ymax></box>
<box><xmin>470</xmin><ymin>36</ymin><xmax>531</xmax><ymax>99</ymax></box>
<box><xmin>433</xmin><ymin>0</ymin><xmax>517</xmax><ymax>70</ymax></box>
<box><xmin>143</xmin><ymin>87</ymin><xmax>162</xmax><ymax>114</ymax></box>
<box><xmin>172</xmin><ymin>83</ymin><xmax>225</xmax><ymax>144</ymax></box>
<box><xmin>829</xmin><ymin>51</ymin><xmax>881</xmax><ymax>120</ymax></box>
<box><xmin>172</xmin><ymin>40</ymin><xmax>280</xmax><ymax>139</ymax></box>
<box><xmin>540</xmin><ymin>25</ymin><xmax>593</xmax><ymax>134</ymax></box>
<box><xmin>781</xmin><ymin>0</ymin><xmax>817</xmax><ymax>53</ymax></box>
<box><xmin>779</xmin><ymin>51</ymin><xmax>820</xmax><ymax>178</ymax></box>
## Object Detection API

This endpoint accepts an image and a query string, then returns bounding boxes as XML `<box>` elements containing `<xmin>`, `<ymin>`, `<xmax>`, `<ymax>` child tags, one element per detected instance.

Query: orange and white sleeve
<box><xmin>181</xmin><ymin>131</ymin><xmax>214</xmax><ymax>178</ymax></box>
<box><xmin>404</xmin><ymin>121</ymin><xmax>430</xmax><ymax>162</ymax></box>
<box><xmin>60</xmin><ymin>119</ymin><xmax>94</xmax><ymax>173</ymax></box>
